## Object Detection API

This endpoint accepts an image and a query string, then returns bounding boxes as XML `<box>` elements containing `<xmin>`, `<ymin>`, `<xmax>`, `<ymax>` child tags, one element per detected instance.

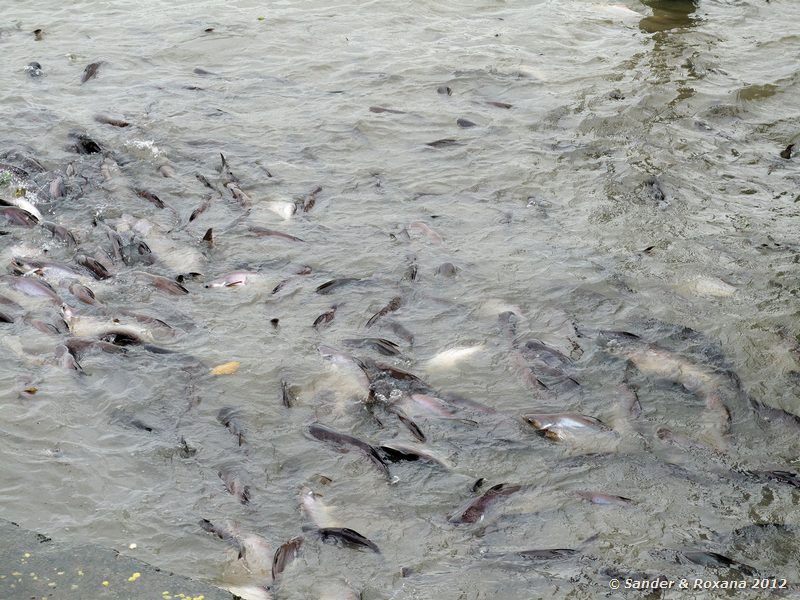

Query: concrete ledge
<box><xmin>0</xmin><ymin>518</ymin><xmax>232</xmax><ymax>600</ymax></box>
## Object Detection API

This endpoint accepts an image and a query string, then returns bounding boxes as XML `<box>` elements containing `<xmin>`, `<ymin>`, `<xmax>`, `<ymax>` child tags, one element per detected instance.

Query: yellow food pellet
<box><xmin>57</xmin><ymin>571</ymin><xmax>65</xmax><ymax>575</ymax></box>
<box><xmin>11</xmin><ymin>572</ymin><xmax>22</xmax><ymax>577</ymax></box>
<box><xmin>71</xmin><ymin>585</ymin><xmax>79</xmax><ymax>590</ymax></box>
<box><xmin>77</xmin><ymin>570</ymin><xmax>84</xmax><ymax>576</ymax></box>
<box><xmin>102</xmin><ymin>581</ymin><xmax>109</xmax><ymax>587</ymax></box>
<box><xmin>48</xmin><ymin>582</ymin><xmax>56</xmax><ymax>588</ymax></box>
<box><xmin>210</xmin><ymin>361</ymin><xmax>240</xmax><ymax>376</ymax></box>
<box><xmin>23</xmin><ymin>553</ymin><xmax>31</xmax><ymax>558</ymax></box>
<box><xmin>127</xmin><ymin>572</ymin><xmax>141</xmax><ymax>582</ymax></box>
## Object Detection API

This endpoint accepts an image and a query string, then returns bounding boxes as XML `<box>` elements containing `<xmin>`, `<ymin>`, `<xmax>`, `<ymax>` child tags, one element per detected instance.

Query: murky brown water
<box><xmin>2</xmin><ymin>0</ymin><xmax>800</xmax><ymax>598</ymax></box>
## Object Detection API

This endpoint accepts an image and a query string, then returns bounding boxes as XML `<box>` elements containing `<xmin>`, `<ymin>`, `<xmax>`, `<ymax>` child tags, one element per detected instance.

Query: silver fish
<box><xmin>522</xmin><ymin>413</ymin><xmax>613</xmax><ymax>442</ymax></box>
<box><xmin>218</xmin><ymin>468</ymin><xmax>251</xmax><ymax>504</ymax></box>
<box><xmin>301</xmin><ymin>488</ymin><xmax>340</xmax><ymax>528</ymax></box>
<box><xmin>205</xmin><ymin>271</ymin><xmax>259</xmax><ymax>288</ymax></box>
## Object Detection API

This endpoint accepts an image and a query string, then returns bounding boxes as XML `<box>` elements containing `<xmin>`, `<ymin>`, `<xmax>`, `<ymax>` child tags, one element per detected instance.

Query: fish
<box><xmin>301</xmin><ymin>488</ymin><xmax>340</xmax><ymax>528</ymax></box>
<box><xmin>60</xmin><ymin>305</ymin><xmax>160</xmax><ymax>343</ymax></box>
<box><xmin>203</xmin><ymin>228</ymin><xmax>213</xmax><ymax>245</ymax></box>
<box><xmin>404</xmin><ymin>393</ymin><xmax>457</xmax><ymax>418</ymax></box>
<box><xmin>218</xmin><ymin>468</ymin><xmax>251</xmax><ymax>504</ymax></box>
<box><xmin>437</xmin><ymin>86</ymin><xmax>452</xmax><ymax>95</ymax></box>
<box><xmin>50</xmin><ymin>174</ymin><xmax>66</xmax><ymax>198</ymax></box>
<box><xmin>482</xmin><ymin>549</ymin><xmax>577</xmax><ymax>561</ymax></box>
<box><xmin>487</xmin><ymin>101</ymin><xmax>512</xmax><ymax>108</ymax></box>
<box><xmin>205</xmin><ymin>271</ymin><xmax>259</xmax><ymax>288</ymax></box>
<box><xmin>0</xmin><ymin>206</ymin><xmax>39</xmax><ymax>227</ymax></box>
<box><xmin>426</xmin><ymin>138</ymin><xmax>460</xmax><ymax>148</ymax></box>
<box><xmin>435</xmin><ymin>262</ymin><xmax>459</xmax><ymax>277</ymax></box>
<box><xmin>408</xmin><ymin>221</ymin><xmax>443</xmax><ymax>245</ymax></box>
<box><xmin>369</xmin><ymin>106</ymin><xmax>406</xmax><ymax>114</ymax></box>
<box><xmin>200</xmin><ymin>519</ymin><xmax>272</xmax><ymax>577</ymax></box>
<box><xmin>655</xmin><ymin>427</ymin><xmax>719</xmax><ymax>456</ymax></box>
<box><xmin>266</xmin><ymin>200</ymin><xmax>296</xmax><ymax>220</ymax></box>
<box><xmin>378</xmin><ymin>442</ymin><xmax>451</xmax><ymax>469</ymax></box>
<box><xmin>383</xmin><ymin>320</ymin><xmax>414</xmax><ymax>344</ymax></box>
<box><xmin>219</xmin><ymin>153</ymin><xmax>238</xmax><ymax>184</ymax></box>
<box><xmin>249</xmin><ymin>226</ymin><xmax>304</xmax><ymax>242</ymax></box>
<box><xmin>40</xmin><ymin>221</ymin><xmax>77</xmax><ymax>246</ymax></box>
<box><xmin>81</xmin><ymin>62</ymin><xmax>102</xmax><ymax>83</ymax></box>
<box><xmin>218</xmin><ymin>154</ymin><xmax>253</xmax><ymax>206</ymax></box>
<box><xmin>0</xmin><ymin>294</ymin><xmax>22</xmax><ymax>310</ymax></box>
<box><xmin>316</xmin><ymin>278</ymin><xmax>360</xmax><ymax>294</ymax></box>
<box><xmin>574</xmin><ymin>491</ymin><xmax>634</xmax><ymax>506</ymax></box>
<box><xmin>365</xmin><ymin>360</ymin><xmax>428</xmax><ymax>387</ymax></box>
<box><xmin>392</xmin><ymin>409</ymin><xmax>426</xmax><ymax>442</ymax></box>
<box><xmin>279</xmin><ymin>379</ymin><xmax>298</xmax><ymax>408</ymax></box>
<box><xmin>522</xmin><ymin>413</ymin><xmax>613</xmax><ymax>442</ymax></box>
<box><xmin>617</xmin><ymin>384</ymin><xmax>642</xmax><ymax>418</ymax></box>
<box><xmin>308</xmin><ymin>423</ymin><xmax>390</xmax><ymax>479</ymax></box>
<box><xmin>0</xmin><ymin>194</ymin><xmax>43</xmax><ymax>221</ymax></box>
<box><xmin>134</xmin><ymin>188</ymin><xmax>165</xmax><ymax>209</ymax></box>
<box><xmin>426</xmin><ymin>345</ymin><xmax>482</xmax><ymax>370</ymax></box>
<box><xmin>601</xmin><ymin>338</ymin><xmax>733</xmax><ymax>398</ymax></box>
<box><xmin>342</xmin><ymin>338</ymin><xmax>401</xmax><ymax>356</ymax></box>
<box><xmin>780</xmin><ymin>144</ymin><xmax>794</xmax><ymax>160</ymax></box>
<box><xmin>749</xmin><ymin>399</ymin><xmax>800</xmax><ymax>431</ymax></box>
<box><xmin>366</xmin><ymin>296</ymin><xmax>401</xmax><ymax>328</ymax></box>
<box><xmin>681</xmin><ymin>274</ymin><xmax>737</xmax><ymax>298</ymax></box>
<box><xmin>217</xmin><ymin>407</ymin><xmax>247</xmax><ymax>448</ymax></box>
<box><xmin>272</xmin><ymin>536</ymin><xmax>303</xmax><ymax>579</ymax></box>
<box><xmin>680</xmin><ymin>551</ymin><xmax>757</xmax><ymax>576</ymax></box>
<box><xmin>456</xmin><ymin>118</ymin><xmax>477</xmax><ymax>128</ymax></box>
<box><xmin>223</xmin><ymin>585</ymin><xmax>272</xmax><ymax>600</ymax></box>
<box><xmin>745</xmin><ymin>470</ymin><xmax>800</xmax><ymax>490</ymax></box>
<box><xmin>7</xmin><ymin>276</ymin><xmax>61</xmax><ymax>302</ymax></box>
<box><xmin>28</xmin><ymin>317</ymin><xmax>67</xmax><ymax>334</ymax></box>
<box><xmin>520</xmin><ymin>339</ymin><xmax>573</xmax><ymax>366</ymax></box>
<box><xmin>134</xmin><ymin>272</ymin><xmax>189</xmax><ymax>295</ymax></box>
<box><xmin>189</xmin><ymin>198</ymin><xmax>211</xmax><ymax>223</ymax></box>
<box><xmin>228</xmin><ymin>183</ymin><xmax>252</xmax><ymax>206</ymax></box>
<box><xmin>94</xmin><ymin>115</ymin><xmax>130</xmax><ymax>127</ymax></box>
<box><xmin>318</xmin><ymin>346</ymin><xmax>371</xmax><ymax>395</ymax></box>
<box><xmin>302</xmin><ymin>186</ymin><xmax>322</xmax><ymax>212</ymax></box>
<box><xmin>10</xmin><ymin>258</ymin><xmax>83</xmax><ymax>279</ymax></box>
<box><xmin>313</xmin><ymin>306</ymin><xmax>337</xmax><ymax>330</ymax></box>
<box><xmin>55</xmin><ymin>344</ymin><xmax>83</xmax><ymax>372</ymax></box>
<box><xmin>75</xmin><ymin>255</ymin><xmax>112</xmax><ymax>279</ymax></box>
<box><xmin>315</xmin><ymin>527</ymin><xmax>380</xmax><ymax>553</ymax></box>
<box><xmin>449</xmin><ymin>483</ymin><xmax>522</xmax><ymax>524</ymax></box>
